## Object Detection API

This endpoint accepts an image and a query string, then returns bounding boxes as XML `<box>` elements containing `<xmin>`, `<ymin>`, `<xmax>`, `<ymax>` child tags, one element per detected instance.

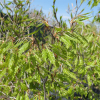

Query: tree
<box><xmin>0</xmin><ymin>0</ymin><xmax>100</xmax><ymax>100</ymax></box>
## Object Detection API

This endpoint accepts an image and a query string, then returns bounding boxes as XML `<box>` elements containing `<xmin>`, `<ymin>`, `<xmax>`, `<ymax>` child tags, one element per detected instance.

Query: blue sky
<box><xmin>30</xmin><ymin>0</ymin><xmax>100</xmax><ymax>26</ymax></box>
<box><xmin>30</xmin><ymin>0</ymin><xmax>100</xmax><ymax>16</ymax></box>
<box><xmin>1</xmin><ymin>0</ymin><xmax>100</xmax><ymax>27</ymax></box>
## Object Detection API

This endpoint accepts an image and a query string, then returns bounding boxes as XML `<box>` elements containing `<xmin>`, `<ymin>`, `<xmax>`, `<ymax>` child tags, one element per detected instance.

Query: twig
<box><xmin>53</xmin><ymin>1</ymin><xmax>60</xmax><ymax>27</ymax></box>
<box><xmin>0</xmin><ymin>91</ymin><xmax>16</xmax><ymax>99</ymax></box>
<box><xmin>0</xmin><ymin>85</ymin><xmax>15</xmax><ymax>88</ymax></box>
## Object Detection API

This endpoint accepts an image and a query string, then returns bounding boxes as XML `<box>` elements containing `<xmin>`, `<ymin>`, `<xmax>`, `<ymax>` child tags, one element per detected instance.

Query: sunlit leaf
<box><xmin>63</xmin><ymin>69</ymin><xmax>77</xmax><ymax>80</ymax></box>
<box><xmin>87</xmin><ymin>74</ymin><xmax>92</xmax><ymax>87</ymax></box>
<box><xmin>16</xmin><ymin>94</ymin><xmax>20</xmax><ymax>100</ymax></box>
<box><xmin>42</xmin><ymin>49</ymin><xmax>47</xmax><ymax>62</ymax></box>
<box><xmin>46</xmin><ymin>47</ymin><xmax>55</xmax><ymax>65</ymax></box>
<box><xmin>18</xmin><ymin>42</ymin><xmax>29</xmax><ymax>56</ymax></box>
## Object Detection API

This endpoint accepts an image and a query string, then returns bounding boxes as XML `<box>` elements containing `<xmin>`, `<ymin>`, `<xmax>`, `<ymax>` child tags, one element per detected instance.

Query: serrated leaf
<box><xmin>46</xmin><ymin>48</ymin><xmax>55</xmax><ymax>65</ymax></box>
<box><xmin>14</xmin><ymin>66</ymin><xmax>19</xmax><ymax>76</ymax></box>
<box><xmin>18</xmin><ymin>42</ymin><xmax>29</xmax><ymax>56</ymax></box>
<box><xmin>79</xmin><ymin>56</ymin><xmax>84</xmax><ymax>65</ymax></box>
<box><xmin>87</xmin><ymin>75</ymin><xmax>91</xmax><ymax>87</ymax></box>
<box><xmin>34</xmin><ymin>54</ymin><xmax>41</xmax><ymax>64</ymax></box>
<box><xmin>8</xmin><ymin>54</ymin><xmax>14</xmax><ymax>71</ymax></box>
<box><xmin>21</xmin><ymin>83</ymin><xmax>27</xmax><ymax>91</ymax></box>
<box><xmin>0</xmin><ymin>69</ymin><xmax>6</xmax><ymax>79</ymax></box>
<box><xmin>76</xmin><ymin>20</ymin><xmax>84</xmax><ymax>26</ymax></box>
<box><xmin>42</xmin><ymin>49</ymin><xmax>47</xmax><ymax>62</ymax></box>
<box><xmin>2</xmin><ymin>42</ymin><xmax>12</xmax><ymax>53</ymax></box>
<box><xmin>87</xmin><ymin>35</ymin><xmax>93</xmax><ymax>42</ymax></box>
<box><xmin>64</xmin><ymin>33</ymin><xmax>80</xmax><ymax>43</ymax></box>
<box><xmin>67</xmin><ymin>87</ymin><xmax>73</xmax><ymax>94</ymax></box>
<box><xmin>75</xmin><ymin>57</ymin><xmax>78</xmax><ymax>66</ymax></box>
<box><xmin>65</xmin><ymin>60</ymin><xmax>71</xmax><ymax>67</ymax></box>
<box><xmin>14</xmin><ymin>40</ymin><xmax>24</xmax><ymax>48</ymax></box>
<box><xmin>60</xmin><ymin>36</ymin><xmax>71</xmax><ymax>48</ymax></box>
<box><xmin>74</xmin><ymin>32</ymin><xmax>88</xmax><ymax>44</ymax></box>
<box><xmin>63</xmin><ymin>69</ymin><xmax>77</xmax><ymax>80</ymax></box>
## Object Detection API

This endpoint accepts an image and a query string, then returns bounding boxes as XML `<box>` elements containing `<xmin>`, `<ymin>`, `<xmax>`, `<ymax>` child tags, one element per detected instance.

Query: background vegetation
<box><xmin>0</xmin><ymin>0</ymin><xmax>100</xmax><ymax>100</ymax></box>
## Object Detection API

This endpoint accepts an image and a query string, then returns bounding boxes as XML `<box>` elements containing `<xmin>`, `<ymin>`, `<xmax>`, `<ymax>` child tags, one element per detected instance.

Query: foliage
<box><xmin>0</xmin><ymin>0</ymin><xmax>100</xmax><ymax>100</ymax></box>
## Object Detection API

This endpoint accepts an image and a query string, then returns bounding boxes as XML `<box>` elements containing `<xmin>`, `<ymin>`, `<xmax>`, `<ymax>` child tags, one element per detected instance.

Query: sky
<box><xmin>30</xmin><ymin>0</ymin><xmax>100</xmax><ymax>27</ymax></box>
<box><xmin>0</xmin><ymin>0</ymin><xmax>100</xmax><ymax>27</ymax></box>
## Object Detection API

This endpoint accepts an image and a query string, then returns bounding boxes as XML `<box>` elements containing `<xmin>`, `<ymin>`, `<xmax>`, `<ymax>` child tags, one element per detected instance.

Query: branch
<box><xmin>53</xmin><ymin>0</ymin><xmax>60</xmax><ymax>27</ymax></box>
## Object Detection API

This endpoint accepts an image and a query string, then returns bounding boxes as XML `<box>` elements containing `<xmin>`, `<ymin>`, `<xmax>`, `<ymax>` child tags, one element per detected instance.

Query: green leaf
<box><xmin>14</xmin><ymin>40</ymin><xmax>24</xmax><ymax>48</ymax></box>
<box><xmin>88</xmin><ymin>0</ymin><xmax>92</xmax><ymax>6</ymax></box>
<box><xmin>76</xmin><ymin>20</ymin><xmax>84</xmax><ymax>26</ymax></box>
<box><xmin>52</xmin><ymin>5</ymin><xmax>54</xmax><ymax>8</ymax></box>
<box><xmin>56</xmin><ymin>8</ymin><xmax>58</xmax><ymax>12</ymax></box>
<box><xmin>0</xmin><ymin>54</ymin><xmax>3</xmax><ymax>66</ymax></box>
<box><xmin>40</xmin><ymin>30</ymin><xmax>43</xmax><ymax>34</ymax></box>
<box><xmin>64</xmin><ymin>32</ymin><xmax>80</xmax><ymax>43</ymax></box>
<box><xmin>91</xmin><ymin>0</ymin><xmax>99</xmax><ymax>8</ymax></box>
<box><xmin>60</xmin><ymin>16</ymin><xmax>62</xmax><ymax>20</ymax></box>
<box><xmin>60</xmin><ymin>36</ymin><xmax>71</xmax><ymax>48</ymax></box>
<box><xmin>5</xmin><ymin>5</ymin><xmax>12</xmax><ymax>11</ymax></box>
<box><xmin>18</xmin><ymin>42</ymin><xmax>29</xmax><ymax>56</ymax></box>
<box><xmin>2</xmin><ymin>42</ymin><xmax>12</xmax><ymax>53</ymax></box>
<box><xmin>7</xmin><ymin>1</ymin><xmax>12</xmax><ymax>5</ymax></box>
<box><xmin>14</xmin><ymin>66</ymin><xmax>19</xmax><ymax>76</ymax></box>
<box><xmin>87</xmin><ymin>74</ymin><xmax>92</xmax><ymax>87</ymax></box>
<box><xmin>79</xmin><ymin>8</ymin><xmax>85</xmax><ymax>14</ymax></box>
<box><xmin>79</xmin><ymin>56</ymin><xmax>84</xmax><ymax>65</ymax></box>
<box><xmin>71</xmin><ymin>13</ymin><xmax>73</xmax><ymax>19</ymax></box>
<box><xmin>55</xmin><ymin>27</ymin><xmax>62</xmax><ymax>32</ymax></box>
<box><xmin>24</xmin><ymin>18</ymin><xmax>34</xmax><ymax>22</ymax></box>
<box><xmin>67</xmin><ymin>86</ymin><xmax>73</xmax><ymax>95</ymax></box>
<box><xmin>65</xmin><ymin>60</ymin><xmax>71</xmax><ymax>67</ymax></box>
<box><xmin>36</xmin><ymin>23</ymin><xmax>43</xmax><ymax>28</ymax></box>
<box><xmin>42</xmin><ymin>49</ymin><xmax>47</xmax><ymax>62</ymax></box>
<box><xmin>30</xmin><ymin>55</ymin><xmax>36</xmax><ymax>67</ymax></box>
<box><xmin>63</xmin><ymin>69</ymin><xmax>77</xmax><ymax>80</ymax></box>
<box><xmin>0</xmin><ymin>69</ymin><xmax>6</xmax><ymax>79</ymax></box>
<box><xmin>52</xmin><ymin>44</ymin><xmax>61</xmax><ymax>57</ymax></box>
<box><xmin>74</xmin><ymin>32</ymin><xmax>88</xmax><ymax>44</ymax></box>
<box><xmin>75</xmin><ymin>57</ymin><xmax>78</xmax><ymax>66</ymax></box>
<box><xmin>8</xmin><ymin>53</ymin><xmax>14</xmax><ymax>72</ymax></box>
<box><xmin>86</xmin><ymin>34</ymin><xmax>93</xmax><ymax>42</ymax></box>
<box><xmin>21</xmin><ymin>83</ymin><xmax>27</xmax><ymax>91</ymax></box>
<box><xmin>16</xmin><ymin>94</ymin><xmax>20</xmax><ymax>100</ymax></box>
<box><xmin>81</xmin><ymin>0</ymin><xmax>86</xmax><ymax>4</ymax></box>
<box><xmin>20</xmin><ymin>96</ymin><xmax>24</xmax><ymax>100</ymax></box>
<box><xmin>46</xmin><ymin>48</ymin><xmax>55</xmax><ymax>65</ymax></box>
<box><xmin>25</xmin><ymin>25</ymin><xmax>43</xmax><ymax>36</ymax></box>
<box><xmin>34</xmin><ymin>54</ymin><xmax>41</xmax><ymax>64</ymax></box>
